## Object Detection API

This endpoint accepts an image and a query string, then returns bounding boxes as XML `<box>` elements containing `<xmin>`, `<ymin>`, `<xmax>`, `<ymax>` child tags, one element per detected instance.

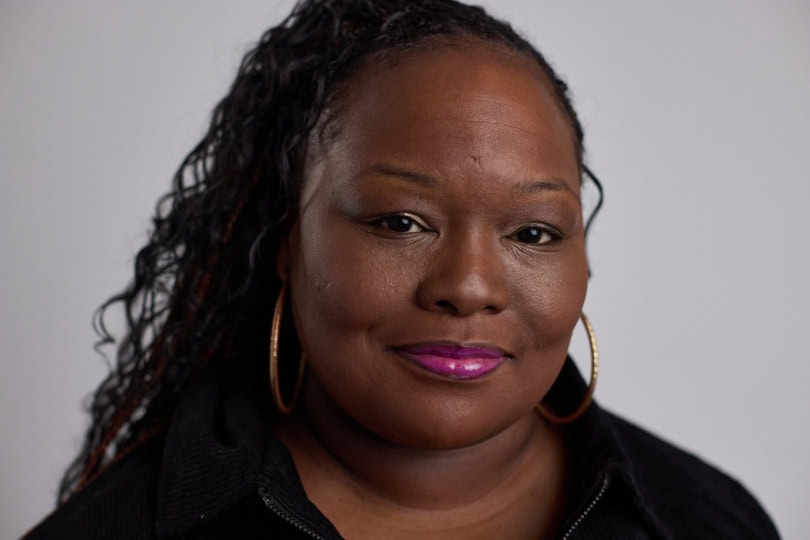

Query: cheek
<box><xmin>546</xmin><ymin>250</ymin><xmax>588</xmax><ymax>319</ymax></box>
<box><xmin>287</xmin><ymin>214</ymin><xmax>415</xmax><ymax>348</ymax></box>
<box><xmin>515</xmin><ymin>245</ymin><xmax>589</xmax><ymax>353</ymax></box>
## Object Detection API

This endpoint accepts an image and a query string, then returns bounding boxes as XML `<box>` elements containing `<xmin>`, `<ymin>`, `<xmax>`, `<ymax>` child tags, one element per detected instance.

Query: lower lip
<box><xmin>395</xmin><ymin>351</ymin><xmax>505</xmax><ymax>379</ymax></box>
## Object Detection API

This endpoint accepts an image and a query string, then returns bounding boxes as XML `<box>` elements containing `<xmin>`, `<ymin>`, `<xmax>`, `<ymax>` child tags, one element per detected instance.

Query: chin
<box><xmin>360</xmin><ymin>397</ymin><xmax>533</xmax><ymax>451</ymax></box>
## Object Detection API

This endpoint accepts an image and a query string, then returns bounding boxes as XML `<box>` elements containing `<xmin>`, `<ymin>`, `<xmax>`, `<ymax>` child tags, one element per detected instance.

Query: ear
<box><xmin>275</xmin><ymin>221</ymin><xmax>299</xmax><ymax>282</ymax></box>
<box><xmin>275</xmin><ymin>241</ymin><xmax>289</xmax><ymax>282</ymax></box>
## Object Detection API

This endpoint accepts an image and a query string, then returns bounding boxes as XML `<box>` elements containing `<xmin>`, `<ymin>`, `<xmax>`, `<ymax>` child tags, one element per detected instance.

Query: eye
<box><xmin>370</xmin><ymin>214</ymin><xmax>427</xmax><ymax>234</ymax></box>
<box><xmin>512</xmin><ymin>225</ymin><xmax>559</xmax><ymax>245</ymax></box>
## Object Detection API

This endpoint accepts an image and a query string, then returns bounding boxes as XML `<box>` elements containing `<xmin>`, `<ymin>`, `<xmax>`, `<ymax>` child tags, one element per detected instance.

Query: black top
<box><xmin>26</xmin><ymin>360</ymin><xmax>780</xmax><ymax>539</ymax></box>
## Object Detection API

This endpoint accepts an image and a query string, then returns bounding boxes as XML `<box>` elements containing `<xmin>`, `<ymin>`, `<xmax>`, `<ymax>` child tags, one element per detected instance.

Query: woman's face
<box><xmin>279</xmin><ymin>42</ymin><xmax>588</xmax><ymax>449</ymax></box>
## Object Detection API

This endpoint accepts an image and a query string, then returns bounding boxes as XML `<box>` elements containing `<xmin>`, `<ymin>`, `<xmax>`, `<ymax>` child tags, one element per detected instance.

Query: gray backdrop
<box><xmin>2</xmin><ymin>1</ymin><xmax>808</xmax><ymax>537</ymax></box>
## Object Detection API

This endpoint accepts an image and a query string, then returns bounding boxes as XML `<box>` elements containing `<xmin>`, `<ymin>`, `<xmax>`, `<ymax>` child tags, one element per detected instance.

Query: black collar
<box><xmin>155</xmin><ymin>359</ymin><xmax>667</xmax><ymax>538</ymax></box>
<box><xmin>155</xmin><ymin>365</ymin><xmax>266</xmax><ymax>536</ymax></box>
<box><xmin>548</xmin><ymin>360</ymin><xmax>668</xmax><ymax>537</ymax></box>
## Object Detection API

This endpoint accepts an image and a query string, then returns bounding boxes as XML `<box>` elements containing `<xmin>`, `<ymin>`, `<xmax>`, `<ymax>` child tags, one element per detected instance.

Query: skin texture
<box><xmin>275</xmin><ymin>41</ymin><xmax>588</xmax><ymax>538</ymax></box>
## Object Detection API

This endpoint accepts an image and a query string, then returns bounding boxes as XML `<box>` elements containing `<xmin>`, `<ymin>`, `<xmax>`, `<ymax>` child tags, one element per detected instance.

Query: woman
<box><xmin>27</xmin><ymin>0</ymin><xmax>778</xmax><ymax>538</ymax></box>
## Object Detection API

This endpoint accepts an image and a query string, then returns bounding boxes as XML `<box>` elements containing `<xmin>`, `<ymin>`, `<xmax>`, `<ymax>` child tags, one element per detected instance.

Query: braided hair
<box><xmin>59</xmin><ymin>0</ymin><xmax>600</xmax><ymax>502</ymax></box>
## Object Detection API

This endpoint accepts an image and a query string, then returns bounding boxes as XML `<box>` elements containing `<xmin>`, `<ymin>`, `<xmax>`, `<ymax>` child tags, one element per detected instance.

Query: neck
<box><xmin>274</xmin><ymin>378</ymin><xmax>565</xmax><ymax>513</ymax></box>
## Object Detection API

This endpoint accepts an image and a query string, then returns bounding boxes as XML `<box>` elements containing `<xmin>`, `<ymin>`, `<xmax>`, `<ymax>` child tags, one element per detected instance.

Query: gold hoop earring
<box><xmin>536</xmin><ymin>313</ymin><xmax>599</xmax><ymax>424</ymax></box>
<box><xmin>269</xmin><ymin>286</ymin><xmax>306</xmax><ymax>414</ymax></box>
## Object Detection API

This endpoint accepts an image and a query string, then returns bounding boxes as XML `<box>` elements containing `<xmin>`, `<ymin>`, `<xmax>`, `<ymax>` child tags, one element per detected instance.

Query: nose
<box><xmin>415</xmin><ymin>233</ymin><xmax>509</xmax><ymax>317</ymax></box>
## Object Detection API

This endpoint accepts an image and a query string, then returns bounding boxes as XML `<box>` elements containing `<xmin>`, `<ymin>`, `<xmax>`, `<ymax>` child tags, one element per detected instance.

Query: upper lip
<box><xmin>392</xmin><ymin>341</ymin><xmax>511</xmax><ymax>359</ymax></box>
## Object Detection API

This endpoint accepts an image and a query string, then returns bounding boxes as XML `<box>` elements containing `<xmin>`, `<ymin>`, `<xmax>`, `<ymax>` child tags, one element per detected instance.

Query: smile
<box><xmin>393</xmin><ymin>343</ymin><xmax>508</xmax><ymax>380</ymax></box>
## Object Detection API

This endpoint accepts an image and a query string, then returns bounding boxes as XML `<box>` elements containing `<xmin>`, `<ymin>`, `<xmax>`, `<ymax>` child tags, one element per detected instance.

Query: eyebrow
<box><xmin>362</xmin><ymin>163</ymin><xmax>577</xmax><ymax>197</ymax></box>
<box><xmin>361</xmin><ymin>164</ymin><xmax>441</xmax><ymax>187</ymax></box>
<box><xmin>511</xmin><ymin>178</ymin><xmax>578</xmax><ymax>198</ymax></box>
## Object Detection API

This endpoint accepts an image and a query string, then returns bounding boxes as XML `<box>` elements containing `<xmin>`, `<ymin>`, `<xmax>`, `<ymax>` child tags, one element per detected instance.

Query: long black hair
<box><xmin>59</xmin><ymin>0</ymin><xmax>601</xmax><ymax>502</ymax></box>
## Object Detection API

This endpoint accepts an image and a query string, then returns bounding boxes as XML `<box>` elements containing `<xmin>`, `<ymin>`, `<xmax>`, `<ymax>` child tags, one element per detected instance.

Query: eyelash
<box><xmin>510</xmin><ymin>225</ymin><xmax>562</xmax><ymax>245</ymax></box>
<box><xmin>368</xmin><ymin>213</ymin><xmax>562</xmax><ymax>245</ymax></box>
<box><xmin>368</xmin><ymin>213</ymin><xmax>428</xmax><ymax>234</ymax></box>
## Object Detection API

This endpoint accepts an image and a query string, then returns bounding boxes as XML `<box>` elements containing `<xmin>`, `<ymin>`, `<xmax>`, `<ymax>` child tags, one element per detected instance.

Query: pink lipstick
<box><xmin>394</xmin><ymin>344</ymin><xmax>507</xmax><ymax>379</ymax></box>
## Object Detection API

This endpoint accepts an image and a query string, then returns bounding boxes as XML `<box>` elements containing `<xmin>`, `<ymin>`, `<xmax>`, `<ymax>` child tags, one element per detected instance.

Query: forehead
<box><xmin>304</xmin><ymin>41</ymin><xmax>580</xmax><ymax>198</ymax></box>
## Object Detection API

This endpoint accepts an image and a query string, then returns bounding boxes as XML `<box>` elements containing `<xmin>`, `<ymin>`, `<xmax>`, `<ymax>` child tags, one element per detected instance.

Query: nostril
<box><xmin>435</xmin><ymin>300</ymin><xmax>458</xmax><ymax>315</ymax></box>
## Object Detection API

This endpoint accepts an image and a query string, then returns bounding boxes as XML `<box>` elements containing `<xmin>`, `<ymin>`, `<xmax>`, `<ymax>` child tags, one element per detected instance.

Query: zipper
<box><xmin>259</xmin><ymin>475</ymin><xmax>609</xmax><ymax>540</ymax></box>
<box><xmin>561</xmin><ymin>475</ymin><xmax>610</xmax><ymax>540</ymax></box>
<box><xmin>259</xmin><ymin>486</ymin><xmax>330</xmax><ymax>540</ymax></box>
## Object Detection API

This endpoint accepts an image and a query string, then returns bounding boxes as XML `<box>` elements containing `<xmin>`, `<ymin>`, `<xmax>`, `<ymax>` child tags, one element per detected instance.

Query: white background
<box><xmin>2</xmin><ymin>1</ymin><xmax>809</xmax><ymax>537</ymax></box>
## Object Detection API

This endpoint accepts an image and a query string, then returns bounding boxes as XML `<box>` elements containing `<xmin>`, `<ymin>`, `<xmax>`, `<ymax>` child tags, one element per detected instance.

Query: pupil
<box><xmin>520</xmin><ymin>228</ymin><xmax>541</xmax><ymax>243</ymax></box>
<box><xmin>391</xmin><ymin>217</ymin><xmax>412</xmax><ymax>232</ymax></box>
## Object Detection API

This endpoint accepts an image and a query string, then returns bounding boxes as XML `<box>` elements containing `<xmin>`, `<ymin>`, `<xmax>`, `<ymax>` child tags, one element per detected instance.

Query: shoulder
<box><xmin>603</xmin><ymin>410</ymin><xmax>780</xmax><ymax>539</ymax></box>
<box><xmin>24</xmin><ymin>437</ymin><xmax>163</xmax><ymax>540</ymax></box>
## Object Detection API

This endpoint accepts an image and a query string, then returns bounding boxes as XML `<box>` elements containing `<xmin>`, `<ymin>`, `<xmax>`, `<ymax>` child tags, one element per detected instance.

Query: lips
<box><xmin>393</xmin><ymin>343</ymin><xmax>508</xmax><ymax>380</ymax></box>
